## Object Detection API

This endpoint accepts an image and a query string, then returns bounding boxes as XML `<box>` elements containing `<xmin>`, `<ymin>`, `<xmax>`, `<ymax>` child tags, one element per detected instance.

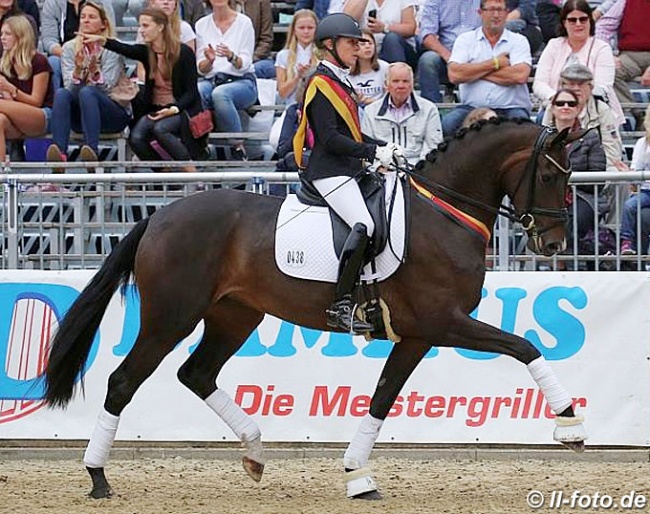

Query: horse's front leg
<box><xmin>344</xmin><ymin>339</ymin><xmax>431</xmax><ymax>500</ymax></box>
<box><xmin>445</xmin><ymin>313</ymin><xmax>587</xmax><ymax>451</ymax></box>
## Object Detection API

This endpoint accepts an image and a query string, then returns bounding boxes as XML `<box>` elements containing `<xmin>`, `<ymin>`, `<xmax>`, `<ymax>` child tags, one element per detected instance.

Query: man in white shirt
<box><xmin>362</xmin><ymin>62</ymin><xmax>443</xmax><ymax>164</ymax></box>
<box><xmin>442</xmin><ymin>0</ymin><xmax>532</xmax><ymax>136</ymax></box>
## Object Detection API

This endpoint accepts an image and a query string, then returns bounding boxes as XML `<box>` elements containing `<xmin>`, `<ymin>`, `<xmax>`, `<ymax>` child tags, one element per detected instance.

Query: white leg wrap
<box><xmin>343</xmin><ymin>414</ymin><xmax>384</xmax><ymax>470</ymax></box>
<box><xmin>205</xmin><ymin>389</ymin><xmax>264</xmax><ymax>463</ymax></box>
<box><xmin>83</xmin><ymin>409</ymin><xmax>120</xmax><ymax>469</ymax></box>
<box><xmin>527</xmin><ymin>356</ymin><xmax>572</xmax><ymax>414</ymax></box>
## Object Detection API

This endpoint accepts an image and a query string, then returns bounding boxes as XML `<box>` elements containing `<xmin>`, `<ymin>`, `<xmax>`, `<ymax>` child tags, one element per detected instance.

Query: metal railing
<box><xmin>3</xmin><ymin>163</ymin><xmax>650</xmax><ymax>271</ymax></box>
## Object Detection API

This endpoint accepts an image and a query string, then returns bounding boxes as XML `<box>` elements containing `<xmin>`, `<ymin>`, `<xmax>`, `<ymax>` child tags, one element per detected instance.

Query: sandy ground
<box><xmin>1</xmin><ymin>455</ymin><xmax>648</xmax><ymax>514</ymax></box>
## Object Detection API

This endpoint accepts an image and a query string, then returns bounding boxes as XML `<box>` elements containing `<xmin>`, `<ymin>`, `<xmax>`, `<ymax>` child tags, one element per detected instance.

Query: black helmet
<box><xmin>315</xmin><ymin>13</ymin><xmax>365</xmax><ymax>46</ymax></box>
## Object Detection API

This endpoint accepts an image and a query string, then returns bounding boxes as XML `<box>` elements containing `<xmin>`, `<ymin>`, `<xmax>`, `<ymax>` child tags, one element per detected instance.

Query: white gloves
<box><xmin>374</xmin><ymin>142</ymin><xmax>404</xmax><ymax>169</ymax></box>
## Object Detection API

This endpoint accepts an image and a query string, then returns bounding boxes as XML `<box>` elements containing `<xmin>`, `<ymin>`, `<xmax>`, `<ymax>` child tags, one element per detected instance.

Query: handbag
<box><xmin>109</xmin><ymin>76</ymin><xmax>139</xmax><ymax>107</ymax></box>
<box><xmin>187</xmin><ymin>110</ymin><xmax>214</xmax><ymax>138</ymax></box>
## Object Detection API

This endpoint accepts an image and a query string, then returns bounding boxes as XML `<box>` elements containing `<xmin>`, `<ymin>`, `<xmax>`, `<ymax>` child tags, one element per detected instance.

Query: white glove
<box><xmin>375</xmin><ymin>142</ymin><xmax>404</xmax><ymax>169</ymax></box>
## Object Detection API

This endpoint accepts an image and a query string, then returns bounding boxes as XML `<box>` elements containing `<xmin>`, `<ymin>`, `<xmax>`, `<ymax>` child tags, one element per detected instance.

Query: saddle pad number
<box><xmin>286</xmin><ymin>249</ymin><xmax>306</xmax><ymax>267</ymax></box>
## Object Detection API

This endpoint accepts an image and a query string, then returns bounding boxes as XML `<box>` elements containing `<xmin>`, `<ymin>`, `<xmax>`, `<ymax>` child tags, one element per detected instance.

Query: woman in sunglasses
<box><xmin>547</xmin><ymin>88</ymin><xmax>607</xmax><ymax>256</ymax></box>
<box><xmin>533</xmin><ymin>0</ymin><xmax>623</xmax><ymax>126</ymax></box>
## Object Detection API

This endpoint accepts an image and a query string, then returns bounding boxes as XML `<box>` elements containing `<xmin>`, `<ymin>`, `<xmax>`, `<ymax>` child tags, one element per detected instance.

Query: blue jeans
<box><xmin>51</xmin><ymin>86</ymin><xmax>131</xmax><ymax>154</ymax></box>
<box><xmin>379</xmin><ymin>32</ymin><xmax>418</xmax><ymax>69</ymax></box>
<box><xmin>198</xmin><ymin>76</ymin><xmax>258</xmax><ymax>132</ymax></box>
<box><xmin>620</xmin><ymin>190</ymin><xmax>650</xmax><ymax>248</ymax></box>
<box><xmin>48</xmin><ymin>55</ymin><xmax>63</xmax><ymax>92</ymax></box>
<box><xmin>441</xmin><ymin>105</ymin><xmax>531</xmax><ymax>137</ymax></box>
<box><xmin>417</xmin><ymin>50</ymin><xmax>449</xmax><ymax>103</ymax></box>
<box><xmin>254</xmin><ymin>58</ymin><xmax>276</xmax><ymax>79</ymax></box>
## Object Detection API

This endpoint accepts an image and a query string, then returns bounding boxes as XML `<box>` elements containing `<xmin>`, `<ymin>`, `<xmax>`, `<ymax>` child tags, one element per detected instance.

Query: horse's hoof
<box><xmin>561</xmin><ymin>440</ymin><xmax>585</xmax><ymax>453</ymax></box>
<box><xmin>242</xmin><ymin>456</ymin><xmax>264</xmax><ymax>482</ymax></box>
<box><xmin>351</xmin><ymin>489</ymin><xmax>383</xmax><ymax>500</ymax></box>
<box><xmin>88</xmin><ymin>485</ymin><xmax>113</xmax><ymax>499</ymax></box>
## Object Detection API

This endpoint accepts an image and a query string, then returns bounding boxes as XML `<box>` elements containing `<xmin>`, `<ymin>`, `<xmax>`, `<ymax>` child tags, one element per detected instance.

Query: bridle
<box><xmin>402</xmin><ymin>127</ymin><xmax>571</xmax><ymax>239</ymax></box>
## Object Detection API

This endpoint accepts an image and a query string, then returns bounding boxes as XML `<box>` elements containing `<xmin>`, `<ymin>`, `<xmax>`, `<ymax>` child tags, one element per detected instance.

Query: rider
<box><xmin>293</xmin><ymin>13</ymin><xmax>402</xmax><ymax>334</ymax></box>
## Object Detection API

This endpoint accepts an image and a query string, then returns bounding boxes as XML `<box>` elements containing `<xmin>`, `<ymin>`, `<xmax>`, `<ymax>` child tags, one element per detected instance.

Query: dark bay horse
<box><xmin>43</xmin><ymin>119</ymin><xmax>587</xmax><ymax>500</ymax></box>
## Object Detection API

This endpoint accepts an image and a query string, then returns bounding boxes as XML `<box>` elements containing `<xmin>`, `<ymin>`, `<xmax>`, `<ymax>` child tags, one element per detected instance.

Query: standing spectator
<box><xmin>505</xmin><ymin>0</ymin><xmax>543</xmax><ymax>54</ymax></box>
<box><xmin>620</xmin><ymin>105</ymin><xmax>650</xmax><ymax>254</ymax></box>
<box><xmin>82</xmin><ymin>7</ymin><xmax>205</xmax><ymax>168</ymax></box>
<box><xmin>196</xmin><ymin>0</ymin><xmax>258</xmax><ymax>161</ymax></box>
<box><xmin>41</xmin><ymin>0</ymin><xmax>115</xmax><ymax>91</ymax></box>
<box><xmin>0</xmin><ymin>15</ymin><xmax>53</xmax><ymax>162</ymax></box>
<box><xmin>608</xmin><ymin>0</ymin><xmax>650</xmax><ymax>129</ymax></box>
<box><xmin>232</xmin><ymin>0</ymin><xmax>274</xmax><ymax>78</ymax></box>
<box><xmin>533</xmin><ymin>0</ymin><xmax>624</xmax><ymax>126</ymax></box>
<box><xmin>442</xmin><ymin>0</ymin><xmax>532</xmax><ymax>136</ymax></box>
<box><xmin>275</xmin><ymin>8</ymin><xmax>317</xmax><ymax>105</ymax></box>
<box><xmin>343</xmin><ymin>0</ymin><xmax>417</xmax><ymax>68</ymax></box>
<box><xmin>362</xmin><ymin>62</ymin><xmax>442</xmax><ymax>164</ymax></box>
<box><xmin>546</xmin><ymin>87</ymin><xmax>607</xmax><ymax>249</ymax></box>
<box><xmin>417</xmin><ymin>0</ymin><xmax>481</xmax><ymax>103</ymax></box>
<box><xmin>47</xmin><ymin>1</ymin><xmax>131</xmax><ymax>171</ymax></box>
<box><xmin>349</xmin><ymin>28</ymin><xmax>388</xmax><ymax>106</ymax></box>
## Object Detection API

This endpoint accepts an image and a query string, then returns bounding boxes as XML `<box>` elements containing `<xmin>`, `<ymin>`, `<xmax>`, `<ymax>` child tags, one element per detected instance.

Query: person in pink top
<box><xmin>532</xmin><ymin>0</ymin><xmax>624</xmax><ymax>126</ymax></box>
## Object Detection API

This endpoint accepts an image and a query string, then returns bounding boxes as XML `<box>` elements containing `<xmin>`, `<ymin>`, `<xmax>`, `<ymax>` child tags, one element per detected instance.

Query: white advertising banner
<box><xmin>0</xmin><ymin>270</ymin><xmax>649</xmax><ymax>446</ymax></box>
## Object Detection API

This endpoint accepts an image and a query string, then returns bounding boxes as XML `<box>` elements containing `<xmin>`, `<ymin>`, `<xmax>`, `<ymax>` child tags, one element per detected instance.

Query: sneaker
<box><xmin>621</xmin><ymin>240</ymin><xmax>636</xmax><ymax>255</ymax></box>
<box><xmin>79</xmin><ymin>145</ymin><xmax>98</xmax><ymax>173</ymax></box>
<box><xmin>231</xmin><ymin>146</ymin><xmax>248</xmax><ymax>161</ymax></box>
<box><xmin>46</xmin><ymin>144</ymin><xmax>67</xmax><ymax>174</ymax></box>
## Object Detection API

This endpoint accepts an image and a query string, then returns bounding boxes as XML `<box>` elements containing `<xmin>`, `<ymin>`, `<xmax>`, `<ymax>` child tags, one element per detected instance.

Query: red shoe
<box><xmin>621</xmin><ymin>240</ymin><xmax>636</xmax><ymax>255</ymax></box>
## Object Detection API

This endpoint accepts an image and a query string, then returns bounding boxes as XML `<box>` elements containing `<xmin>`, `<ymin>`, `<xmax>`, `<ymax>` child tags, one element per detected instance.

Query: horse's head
<box><xmin>509</xmin><ymin>126</ymin><xmax>583</xmax><ymax>257</ymax></box>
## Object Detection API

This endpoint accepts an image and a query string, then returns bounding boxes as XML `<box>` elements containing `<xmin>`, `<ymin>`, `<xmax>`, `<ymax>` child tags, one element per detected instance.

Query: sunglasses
<box><xmin>565</xmin><ymin>16</ymin><xmax>589</xmax><ymax>24</ymax></box>
<box><xmin>553</xmin><ymin>100</ymin><xmax>578</xmax><ymax>107</ymax></box>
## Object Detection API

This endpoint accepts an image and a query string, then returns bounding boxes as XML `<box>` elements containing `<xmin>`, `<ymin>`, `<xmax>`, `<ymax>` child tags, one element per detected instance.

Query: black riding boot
<box><xmin>326</xmin><ymin>223</ymin><xmax>375</xmax><ymax>333</ymax></box>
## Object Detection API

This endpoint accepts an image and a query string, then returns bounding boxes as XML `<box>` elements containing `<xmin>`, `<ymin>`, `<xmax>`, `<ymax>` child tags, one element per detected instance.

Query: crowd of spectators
<box><xmin>0</xmin><ymin>0</ymin><xmax>649</xmax><ymax>254</ymax></box>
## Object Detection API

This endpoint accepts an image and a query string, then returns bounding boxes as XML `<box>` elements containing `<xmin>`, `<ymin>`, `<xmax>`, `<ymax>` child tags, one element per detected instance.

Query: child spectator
<box><xmin>349</xmin><ymin>28</ymin><xmax>387</xmax><ymax>106</ymax></box>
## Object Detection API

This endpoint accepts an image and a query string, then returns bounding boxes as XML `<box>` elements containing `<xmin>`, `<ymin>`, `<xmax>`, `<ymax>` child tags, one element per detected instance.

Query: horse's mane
<box><xmin>416</xmin><ymin>117</ymin><xmax>535</xmax><ymax>170</ymax></box>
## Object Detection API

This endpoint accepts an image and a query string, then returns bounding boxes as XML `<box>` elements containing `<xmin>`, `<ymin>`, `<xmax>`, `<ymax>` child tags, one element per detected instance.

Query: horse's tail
<box><xmin>43</xmin><ymin>218</ymin><xmax>150</xmax><ymax>408</ymax></box>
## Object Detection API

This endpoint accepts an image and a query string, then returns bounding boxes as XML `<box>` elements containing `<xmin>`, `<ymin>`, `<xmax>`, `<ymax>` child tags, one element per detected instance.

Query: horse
<box><xmin>42</xmin><ymin>118</ymin><xmax>587</xmax><ymax>500</ymax></box>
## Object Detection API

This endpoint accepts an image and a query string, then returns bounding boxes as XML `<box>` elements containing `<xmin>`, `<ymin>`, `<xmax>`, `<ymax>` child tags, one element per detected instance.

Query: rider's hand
<box><xmin>375</xmin><ymin>142</ymin><xmax>404</xmax><ymax>169</ymax></box>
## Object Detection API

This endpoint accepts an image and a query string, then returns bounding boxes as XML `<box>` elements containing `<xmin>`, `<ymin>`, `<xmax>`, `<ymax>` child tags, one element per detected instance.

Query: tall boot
<box><xmin>326</xmin><ymin>223</ymin><xmax>374</xmax><ymax>333</ymax></box>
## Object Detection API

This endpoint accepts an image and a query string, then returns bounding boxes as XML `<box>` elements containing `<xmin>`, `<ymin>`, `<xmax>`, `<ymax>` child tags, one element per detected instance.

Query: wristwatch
<box><xmin>383</xmin><ymin>25</ymin><xmax>390</xmax><ymax>34</ymax></box>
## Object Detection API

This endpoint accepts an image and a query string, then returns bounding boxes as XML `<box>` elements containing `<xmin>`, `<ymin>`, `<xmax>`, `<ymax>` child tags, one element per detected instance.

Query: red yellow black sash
<box><xmin>293</xmin><ymin>73</ymin><xmax>361</xmax><ymax>169</ymax></box>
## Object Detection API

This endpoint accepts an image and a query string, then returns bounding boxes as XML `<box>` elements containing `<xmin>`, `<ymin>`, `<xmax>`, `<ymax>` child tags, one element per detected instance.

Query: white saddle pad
<box><xmin>274</xmin><ymin>173</ymin><xmax>406</xmax><ymax>283</ymax></box>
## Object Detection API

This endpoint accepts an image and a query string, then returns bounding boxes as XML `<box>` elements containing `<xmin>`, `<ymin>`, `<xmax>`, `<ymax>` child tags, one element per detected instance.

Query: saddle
<box><xmin>296</xmin><ymin>171</ymin><xmax>389</xmax><ymax>259</ymax></box>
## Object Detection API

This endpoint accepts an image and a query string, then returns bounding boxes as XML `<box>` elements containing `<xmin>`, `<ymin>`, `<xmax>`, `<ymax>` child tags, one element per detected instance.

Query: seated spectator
<box><xmin>196</xmin><ymin>0</ymin><xmax>258</xmax><ymax>161</ymax></box>
<box><xmin>461</xmin><ymin>106</ymin><xmax>497</xmax><ymax>127</ymax></box>
<box><xmin>505</xmin><ymin>0</ymin><xmax>543</xmax><ymax>54</ymax></box>
<box><xmin>232</xmin><ymin>0</ymin><xmax>274</xmax><ymax>79</ymax></box>
<box><xmin>349</xmin><ymin>28</ymin><xmax>388</xmax><ymax>106</ymax></box>
<box><xmin>0</xmin><ymin>0</ymin><xmax>38</xmax><ymax>39</ymax></box>
<box><xmin>41</xmin><ymin>0</ymin><xmax>115</xmax><ymax>91</ymax></box>
<box><xmin>361</xmin><ymin>62</ymin><xmax>442</xmax><ymax>164</ymax></box>
<box><xmin>535</xmin><ymin>0</ymin><xmax>561</xmax><ymax>43</ymax></box>
<box><xmin>417</xmin><ymin>0</ymin><xmax>481</xmax><ymax>103</ymax></box>
<box><xmin>82</xmin><ymin>7</ymin><xmax>205</xmax><ymax>169</ymax></box>
<box><xmin>275</xmin><ymin>8</ymin><xmax>318</xmax><ymax>105</ymax></box>
<box><xmin>295</xmin><ymin>0</ymin><xmax>330</xmax><ymax>20</ymax></box>
<box><xmin>620</xmin><ymin>104</ymin><xmax>650</xmax><ymax>254</ymax></box>
<box><xmin>533</xmin><ymin>0</ymin><xmax>624</xmax><ymax>126</ymax></box>
<box><xmin>598</xmin><ymin>0</ymin><xmax>650</xmax><ymax>130</ymax></box>
<box><xmin>343</xmin><ymin>0</ymin><xmax>417</xmax><ymax>68</ymax></box>
<box><xmin>0</xmin><ymin>15</ymin><xmax>53</xmax><ymax>163</ymax></box>
<box><xmin>46</xmin><ymin>1</ymin><xmax>131</xmax><ymax>172</ymax></box>
<box><xmin>443</xmin><ymin>0</ymin><xmax>532</xmax><ymax>136</ymax></box>
<box><xmin>546</xmin><ymin>88</ymin><xmax>607</xmax><ymax>249</ymax></box>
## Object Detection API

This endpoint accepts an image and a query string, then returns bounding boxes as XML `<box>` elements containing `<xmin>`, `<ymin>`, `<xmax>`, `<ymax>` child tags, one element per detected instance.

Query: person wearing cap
<box><xmin>292</xmin><ymin>12</ymin><xmax>401</xmax><ymax>334</ymax></box>
<box><xmin>532</xmin><ymin>0</ymin><xmax>624</xmax><ymax>126</ymax></box>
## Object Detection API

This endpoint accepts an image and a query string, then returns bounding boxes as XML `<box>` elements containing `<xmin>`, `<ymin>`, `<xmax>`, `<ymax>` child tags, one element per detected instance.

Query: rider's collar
<box><xmin>321</xmin><ymin>59</ymin><xmax>351</xmax><ymax>83</ymax></box>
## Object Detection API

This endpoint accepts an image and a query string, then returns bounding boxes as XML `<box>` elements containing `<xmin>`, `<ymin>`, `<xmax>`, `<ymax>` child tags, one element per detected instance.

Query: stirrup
<box><xmin>326</xmin><ymin>299</ymin><xmax>374</xmax><ymax>334</ymax></box>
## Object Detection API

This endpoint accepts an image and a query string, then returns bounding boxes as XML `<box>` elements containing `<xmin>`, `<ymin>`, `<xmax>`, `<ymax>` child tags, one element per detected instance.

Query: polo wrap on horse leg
<box><xmin>527</xmin><ymin>357</ymin><xmax>587</xmax><ymax>444</ymax></box>
<box><xmin>327</xmin><ymin>223</ymin><xmax>374</xmax><ymax>333</ymax></box>
<box><xmin>84</xmin><ymin>408</ymin><xmax>120</xmax><ymax>469</ymax></box>
<box><xmin>342</xmin><ymin>414</ymin><xmax>383</xmax><ymax>496</ymax></box>
<box><xmin>205</xmin><ymin>389</ymin><xmax>265</xmax><ymax>468</ymax></box>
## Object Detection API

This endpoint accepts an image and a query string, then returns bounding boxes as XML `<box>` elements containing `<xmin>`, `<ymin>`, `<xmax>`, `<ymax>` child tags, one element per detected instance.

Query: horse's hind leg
<box><xmin>177</xmin><ymin>298</ymin><xmax>265</xmax><ymax>481</ymax></box>
<box><xmin>84</xmin><ymin>317</ymin><xmax>201</xmax><ymax>498</ymax></box>
<box><xmin>344</xmin><ymin>338</ymin><xmax>432</xmax><ymax>500</ymax></box>
<box><xmin>444</xmin><ymin>314</ymin><xmax>587</xmax><ymax>451</ymax></box>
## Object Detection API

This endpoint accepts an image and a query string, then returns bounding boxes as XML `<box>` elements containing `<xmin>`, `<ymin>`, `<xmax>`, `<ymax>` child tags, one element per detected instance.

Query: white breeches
<box><xmin>313</xmin><ymin>176</ymin><xmax>375</xmax><ymax>237</ymax></box>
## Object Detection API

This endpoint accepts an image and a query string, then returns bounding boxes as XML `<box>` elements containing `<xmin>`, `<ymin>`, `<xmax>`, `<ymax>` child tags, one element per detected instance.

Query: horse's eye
<box><xmin>541</xmin><ymin>174</ymin><xmax>552</xmax><ymax>184</ymax></box>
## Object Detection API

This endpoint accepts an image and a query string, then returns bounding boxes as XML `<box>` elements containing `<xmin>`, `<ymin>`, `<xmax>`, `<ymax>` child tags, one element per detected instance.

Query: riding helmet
<box><xmin>315</xmin><ymin>13</ymin><xmax>366</xmax><ymax>47</ymax></box>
